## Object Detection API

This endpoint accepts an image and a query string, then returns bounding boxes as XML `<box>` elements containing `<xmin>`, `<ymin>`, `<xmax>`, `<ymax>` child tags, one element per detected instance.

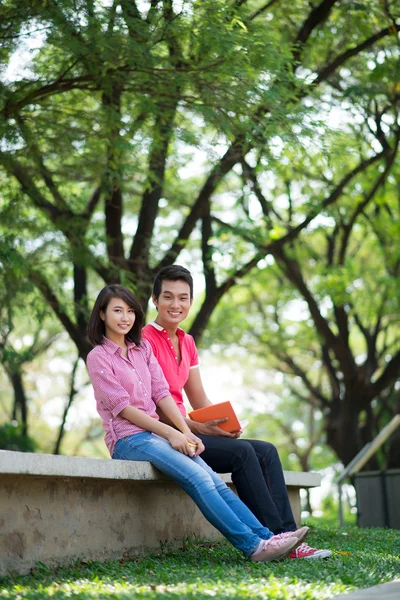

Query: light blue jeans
<box><xmin>113</xmin><ymin>432</ymin><xmax>273</xmax><ymax>556</ymax></box>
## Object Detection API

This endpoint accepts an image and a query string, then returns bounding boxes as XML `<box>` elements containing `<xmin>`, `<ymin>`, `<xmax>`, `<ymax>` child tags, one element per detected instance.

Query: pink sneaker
<box><xmin>250</xmin><ymin>535</ymin><xmax>299</xmax><ymax>562</ymax></box>
<box><xmin>273</xmin><ymin>526</ymin><xmax>309</xmax><ymax>544</ymax></box>
<box><xmin>289</xmin><ymin>542</ymin><xmax>332</xmax><ymax>560</ymax></box>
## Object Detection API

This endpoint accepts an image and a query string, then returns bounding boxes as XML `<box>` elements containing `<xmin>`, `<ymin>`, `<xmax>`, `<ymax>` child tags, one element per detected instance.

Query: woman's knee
<box><xmin>181</xmin><ymin>466</ymin><xmax>216</xmax><ymax>494</ymax></box>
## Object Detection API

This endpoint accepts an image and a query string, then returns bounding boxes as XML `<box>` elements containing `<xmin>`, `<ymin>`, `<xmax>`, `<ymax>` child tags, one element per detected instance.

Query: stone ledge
<box><xmin>0</xmin><ymin>450</ymin><xmax>321</xmax><ymax>488</ymax></box>
<box><xmin>0</xmin><ymin>449</ymin><xmax>322</xmax><ymax>576</ymax></box>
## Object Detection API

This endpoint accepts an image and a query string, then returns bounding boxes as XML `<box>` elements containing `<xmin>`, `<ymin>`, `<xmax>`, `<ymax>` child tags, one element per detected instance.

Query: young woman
<box><xmin>142</xmin><ymin>266</ymin><xmax>332</xmax><ymax>560</ymax></box>
<box><xmin>86</xmin><ymin>284</ymin><xmax>307</xmax><ymax>563</ymax></box>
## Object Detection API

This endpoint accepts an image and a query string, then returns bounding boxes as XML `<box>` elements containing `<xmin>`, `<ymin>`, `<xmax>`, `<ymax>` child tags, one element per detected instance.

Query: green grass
<box><xmin>1</xmin><ymin>524</ymin><xmax>399</xmax><ymax>599</ymax></box>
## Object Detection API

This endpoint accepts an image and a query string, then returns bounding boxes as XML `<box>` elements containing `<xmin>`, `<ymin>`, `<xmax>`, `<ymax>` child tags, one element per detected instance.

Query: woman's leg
<box><xmin>192</xmin><ymin>454</ymin><xmax>274</xmax><ymax>540</ymax></box>
<box><xmin>113</xmin><ymin>433</ymin><xmax>270</xmax><ymax>556</ymax></box>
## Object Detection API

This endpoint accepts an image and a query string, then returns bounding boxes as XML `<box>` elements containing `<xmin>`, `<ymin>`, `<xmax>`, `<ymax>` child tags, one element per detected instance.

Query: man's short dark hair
<box><xmin>152</xmin><ymin>265</ymin><xmax>194</xmax><ymax>300</ymax></box>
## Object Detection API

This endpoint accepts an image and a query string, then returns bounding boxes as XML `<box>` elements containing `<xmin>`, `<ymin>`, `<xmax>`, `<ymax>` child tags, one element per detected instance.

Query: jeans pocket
<box><xmin>113</xmin><ymin>432</ymin><xmax>150</xmax><ymax>460</ymax></box>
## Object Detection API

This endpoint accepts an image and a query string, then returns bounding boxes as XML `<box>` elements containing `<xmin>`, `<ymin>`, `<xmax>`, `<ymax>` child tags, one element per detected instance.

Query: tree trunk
<box><xmin>326</xmin><ymin>396</ymin><xmax>361</xmax><ymax>467</ymax></box>
<box><xmin>10</xmin><ymin>370</ymin><xmax>28</xmax><ymax>436</ymax></box>
<box><xmin>387</xmin><ymin>427</ymin><xmax>400</xmax><ymax>468</ymax></box>
<box><xmin>53</xmin><ymin>358</ymin><xmax>80</xmax><ymax>455</ymax></box>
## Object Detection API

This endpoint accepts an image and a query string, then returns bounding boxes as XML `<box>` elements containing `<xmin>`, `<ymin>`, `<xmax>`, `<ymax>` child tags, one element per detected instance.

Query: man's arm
<box><xmin>184</xmin><ymin>366</ymin><xmax>211</xmax><ymax>409</ymax></box>
<box><xmin>184</xmin><ymin>368</ymin><xmax>240</xmax><ymax>438</ymax></box>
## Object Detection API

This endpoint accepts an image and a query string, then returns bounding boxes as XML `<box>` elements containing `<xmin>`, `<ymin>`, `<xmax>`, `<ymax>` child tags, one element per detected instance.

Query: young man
<box><xmin>142</xmin><ymin>265</ymin><xmax>331</xmax><ymax>559</ymax></box>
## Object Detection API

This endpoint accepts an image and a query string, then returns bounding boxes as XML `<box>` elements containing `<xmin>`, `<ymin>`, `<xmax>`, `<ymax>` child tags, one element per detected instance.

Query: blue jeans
<box><xmin>113</xmin><ymin>432</ymin><xmax>273</xmax><ymax>556</ymax></box>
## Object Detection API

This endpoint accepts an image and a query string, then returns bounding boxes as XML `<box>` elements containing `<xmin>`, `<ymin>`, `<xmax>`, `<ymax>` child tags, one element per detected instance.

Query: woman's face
<box><xmin>100</xmin><ymin>296</ymin><xmax>136</xmax><ymax>342</ymax></box>
<box><xmin>153</xmin><ymin>280</ymin><xmax>193</xmax><ymax>327</ymax></box>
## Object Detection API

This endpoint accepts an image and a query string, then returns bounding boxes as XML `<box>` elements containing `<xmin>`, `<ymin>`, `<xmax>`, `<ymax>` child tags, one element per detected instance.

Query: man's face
<box><xmin>153</xmin><ymin>280</ymin><xmax>193</xmax><ymax>326</ymax></box>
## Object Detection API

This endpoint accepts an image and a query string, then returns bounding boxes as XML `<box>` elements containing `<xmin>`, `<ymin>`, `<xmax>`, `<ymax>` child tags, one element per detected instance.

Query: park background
<box><xmin>1</xmin><ymin>0</ymin><xmax>400</xmax><ymax>524</ymax></box>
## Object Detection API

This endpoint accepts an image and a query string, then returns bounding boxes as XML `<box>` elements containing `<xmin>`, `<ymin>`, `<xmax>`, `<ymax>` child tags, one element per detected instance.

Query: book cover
<box><xmin>188</xmin><ymin>401</ymin><xmax>242</xmax><ymax>433</ymax></box>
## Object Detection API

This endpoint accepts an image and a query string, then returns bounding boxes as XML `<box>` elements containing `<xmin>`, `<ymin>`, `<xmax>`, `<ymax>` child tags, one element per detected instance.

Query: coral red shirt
<box><xmin>86</xmin><ymin>337</ymin><xmax>170</xmax><ymax>456</ymax></box>
<box><xmin>142</xmin><ymin>322</ymin><xmax>199</xmax><ymax>417</ymax></box>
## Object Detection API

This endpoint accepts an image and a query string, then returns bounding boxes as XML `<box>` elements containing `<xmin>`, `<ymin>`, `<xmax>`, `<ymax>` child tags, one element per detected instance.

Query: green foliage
<box><xmin>0</xmin><ymin>422</ymin><xmax>36</xmax><ymax>452</ymax></box>
<box><xmin>1</xmin><ymin>525</ymin><xmax>399</xmax><ymax>599</ymax></box>
<box><xmin>318</xmin><ymin>496</ymin><xmax>357</xmax><ymax>527</ymax></box>
<box><xmin>1</xmin><ymin>0</ymin><xmax>400</xmax><ymax>462</ymax></box>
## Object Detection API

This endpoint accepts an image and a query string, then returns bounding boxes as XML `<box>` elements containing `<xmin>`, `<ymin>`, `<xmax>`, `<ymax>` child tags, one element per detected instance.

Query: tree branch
<box><xmin>275</xmin><ymin>350</ymin><xmax>330</xmax><ymax>407</ymax></box>
<box><xmin>293</xmin><ymin>0</ymin><xmax>338</xmax><ymax>65</ymax></box>
<box><xmin>201</xmin><ymin>203</ymin><xmax>217</xmax><ymax>300</ymax></box>
<box><xmin>249</xmin><ymin>0</ymin><xmax>281</xmax><ymax>21</ymax></box>
<box><xmin>371</xmin><ymin>350</ymin><xmax>400</xmax><ymax>399</ymax></box>
<box><xmin>130</xmin><ymin>100</ymin><xmax>179</xmax><ymax>280</ymax></box>
<box><xmin>314</xmin><ymin>23</ymin><xmax>400</xmax><ymax>85</ymax></box>
<box><xmin>0</xmin><ymin>151</ymin><xmax>63</xmax><ymax>222</ymax></box>
<box><xmin>158</xmin><ymin>139</ymin><xmax>245</xmax><ymax>270</ymax></box>
<box><xmin>16</xmin><ymin>116</ymin><xmax>71</xmax><ymax>212</ymax></box>
<box><xmin>29</xmin><ymin>268</ymin><xmax>91</xmax><ymax>359</ymax></box>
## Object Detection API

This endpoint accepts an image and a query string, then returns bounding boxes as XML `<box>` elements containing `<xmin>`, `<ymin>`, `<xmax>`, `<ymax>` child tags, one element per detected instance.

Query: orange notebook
<box><xmin>188</xmin><ymin>401</ymin><xmax>242</xmax><ymax>433</ymax></box>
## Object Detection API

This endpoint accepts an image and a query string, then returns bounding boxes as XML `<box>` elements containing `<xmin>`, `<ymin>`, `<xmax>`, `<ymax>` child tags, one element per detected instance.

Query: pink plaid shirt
<box><xmin>86</xmin><ymin>337</ymin><xmax>170</xmax><ymax>456</ymax></box>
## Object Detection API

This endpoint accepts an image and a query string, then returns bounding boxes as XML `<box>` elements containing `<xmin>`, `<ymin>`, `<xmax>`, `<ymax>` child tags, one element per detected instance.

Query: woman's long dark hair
<box><xmin>87</xmin><ymin>285</ymin><xmax>144</xmax><ymax>347</ymax></box>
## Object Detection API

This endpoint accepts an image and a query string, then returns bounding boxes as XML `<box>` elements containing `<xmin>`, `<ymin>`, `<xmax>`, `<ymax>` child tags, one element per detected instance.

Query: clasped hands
<box><xmin>167</xmin><ymin>428</ymin><xmax>205</xmax><ymax>457</ymax></box>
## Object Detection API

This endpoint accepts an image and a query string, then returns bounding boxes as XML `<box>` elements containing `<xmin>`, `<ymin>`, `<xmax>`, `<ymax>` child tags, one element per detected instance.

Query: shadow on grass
<box><xmin>1</xmin><ymin>525</ymin><xmax>399</xmax><ymax>599</ymax></box>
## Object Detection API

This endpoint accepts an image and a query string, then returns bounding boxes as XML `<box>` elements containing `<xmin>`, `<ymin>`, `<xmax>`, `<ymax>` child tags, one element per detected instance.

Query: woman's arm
<box><xmin>157</xmin><ymin>395</ymin><xmax>205</xmax><ymax>456</ymax></box>
<box><xmin>121</xmin><ymin>396</ymin><xmax>204</xmax><ymax>456</ymax></box>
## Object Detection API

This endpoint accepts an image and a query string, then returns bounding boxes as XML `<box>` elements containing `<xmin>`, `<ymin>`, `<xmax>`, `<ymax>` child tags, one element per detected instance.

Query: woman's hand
<box><xmin>166</xmin><ymin>429</ymin><xmax>205</xmax><ymax>457</ymax></box>
<box><xmin>185</xmin><ymin>432</ymin><xmax>205</xmax><ymax>456</ymax></box>
<box><xmin>166</xmin><ymin>429</ymin><xmax>193</xmax><ymax>455</ymax></box>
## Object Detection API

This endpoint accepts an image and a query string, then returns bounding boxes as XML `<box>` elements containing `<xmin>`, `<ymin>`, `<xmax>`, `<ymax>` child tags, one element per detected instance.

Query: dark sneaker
<box><xmin>289</xmin><ymin>542</ymin><xmax>332</xmax><ymax>559</ymax></box>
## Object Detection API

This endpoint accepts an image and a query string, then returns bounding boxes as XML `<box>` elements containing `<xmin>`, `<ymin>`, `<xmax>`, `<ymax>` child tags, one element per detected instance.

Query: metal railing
<box><xmin>337</xmin><ymin>414</ymin><xmax>400</xmax><ymax>526</ymax></box>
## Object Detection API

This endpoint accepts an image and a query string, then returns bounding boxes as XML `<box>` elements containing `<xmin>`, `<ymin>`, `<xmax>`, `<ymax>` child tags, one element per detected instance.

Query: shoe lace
<box><xmin>297</xmin><ymin>542</ymin><xmax>314</xmax><ymax>552</ymax></box>
<box><xmin>268</xmin><ymin>535</ymin><xmax>295</xmax><ymax>548</ymax></box>
<box><xmin>271</xmin><ymin>532</ymin><xmax>291</xmax><ymax>541</ymax></box>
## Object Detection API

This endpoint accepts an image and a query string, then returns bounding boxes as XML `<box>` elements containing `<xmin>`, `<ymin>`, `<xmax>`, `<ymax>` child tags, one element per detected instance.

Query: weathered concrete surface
<box><xmin>0</xmin><ymin>472</ymin><xmax>221</xmax><ymax>576</ymax></box>
<box><xmin>333</xmin><ymin>580</ymin><xmax>400</xmax><ymax>599</ymax></box>
<box><xmin>0</xmin><ymin>450</ymin><xmax>321</xmax><ymax>576</ymax></box>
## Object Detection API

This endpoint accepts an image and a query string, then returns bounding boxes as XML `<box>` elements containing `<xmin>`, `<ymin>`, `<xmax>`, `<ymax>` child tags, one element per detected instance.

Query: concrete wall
<box><xmin>0</xmin><ymin>451</ymin><xmax>321</xmax><ymax>576</ymax></box>
<box><xmin>1</xmin><ymin>473</ymin><xmax>223</xmax><ymax>576</ymax></box>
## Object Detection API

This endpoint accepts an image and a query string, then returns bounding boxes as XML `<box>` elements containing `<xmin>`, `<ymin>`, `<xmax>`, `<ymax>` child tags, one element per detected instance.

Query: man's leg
<box><xmin>245</xmin><ymin>439</ymin><xmax>297</xmax><ymax>533</ymax></box>
<box><xmin>197</xmin><ymin>435</ymin><xmax>291</xmax><ymax>533</ymax></box>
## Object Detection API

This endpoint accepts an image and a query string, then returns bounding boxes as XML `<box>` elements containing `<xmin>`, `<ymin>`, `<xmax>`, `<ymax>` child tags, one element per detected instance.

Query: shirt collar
<box><xmin>102</xmin><ymin>336</ymin><xmax>137</xmax><ymax>354</ymax></box>
<box><xmin>149</xmin><ymin>321</ymin><xmax>185</xmax><ymax>338</ymax></box>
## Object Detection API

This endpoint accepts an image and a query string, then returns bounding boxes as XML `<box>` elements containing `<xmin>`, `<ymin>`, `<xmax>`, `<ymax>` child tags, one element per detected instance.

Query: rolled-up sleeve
<box><xmin>142</xmin><ymin>340</ymin><xmax>170</xmax><ymax>404</ymax></box>
<box><xmin>188</xmin><ymin>334</ymin><xmax>199</xmax><ymax>368</ymax></box>
<box><xmin>86</xmin><ymin>348</ymin><xmax>131</xmax><ymax>417</ymax></box>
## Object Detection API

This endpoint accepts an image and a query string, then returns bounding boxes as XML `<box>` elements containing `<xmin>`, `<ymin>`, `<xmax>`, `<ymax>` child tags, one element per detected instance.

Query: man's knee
<box><xmin>249</xmin><ymin>440</ymin><xmax>281</xmax><ymax>465</ymax></box>
<box><xmin>232</xmin><ymin>440</ymin><xmax>258</xmax><ymax>465</ymax></box>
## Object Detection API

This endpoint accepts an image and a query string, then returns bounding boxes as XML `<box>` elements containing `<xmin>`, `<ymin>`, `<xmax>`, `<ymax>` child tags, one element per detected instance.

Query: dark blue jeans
<box><xmin>197</xmin><ymin>436</ymin><xmax>297</xmax><ymax>534</ymax></box>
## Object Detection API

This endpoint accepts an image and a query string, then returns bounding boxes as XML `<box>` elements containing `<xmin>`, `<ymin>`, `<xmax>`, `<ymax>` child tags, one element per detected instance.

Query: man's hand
<box><xmin>195</xmin><ymin>418</ymin><xmax>242</xmax><ymax>438</ymax></box>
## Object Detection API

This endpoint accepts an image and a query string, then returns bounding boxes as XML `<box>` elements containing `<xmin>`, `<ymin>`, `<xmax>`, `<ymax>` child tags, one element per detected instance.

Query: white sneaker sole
<box><xmin>301</xmin><ymin>549</ymin><xmax>332</xmax><ymax>559</ymax></box>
